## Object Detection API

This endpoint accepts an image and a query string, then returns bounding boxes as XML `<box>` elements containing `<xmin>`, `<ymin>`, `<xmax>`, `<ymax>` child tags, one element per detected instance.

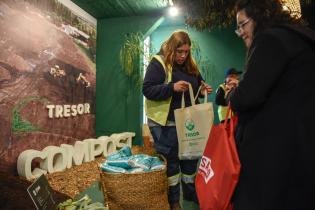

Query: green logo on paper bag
<box><xmin>185</xmin><ymin>119</ymin><xmax>195</xmax><ymax>131</ymax></box>
<box><xmin>185</xmin><ymin>119</ymin><xmax>200</xmax><ymax>138</ymax></box>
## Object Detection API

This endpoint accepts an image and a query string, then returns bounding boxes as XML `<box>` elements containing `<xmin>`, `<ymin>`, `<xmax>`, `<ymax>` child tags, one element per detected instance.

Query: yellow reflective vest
<box><xmin>217</xmin><ymin>83</ymin><xmax>231</xmax><ymax>122</ymax></box>
<box><xmin>145</xmin><ymin>55</ymin><xmax>172</xmax><ymax>126</ymax></box>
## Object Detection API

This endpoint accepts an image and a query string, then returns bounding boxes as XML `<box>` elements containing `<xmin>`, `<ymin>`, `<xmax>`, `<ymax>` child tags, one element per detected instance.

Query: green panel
<box><xmin>72</xmin><ymin>0</ymin><xmax>168</xmax><ymax>19</ymax></box>
<box><xmin>96</xmin><ymin>16</ymin><xmax>163</xmax><ymax>144</ymax></box>
<box><xmin>151</xmin><ymin>18</ymin><xmax>246</xmax><ymax>124</ymax></box>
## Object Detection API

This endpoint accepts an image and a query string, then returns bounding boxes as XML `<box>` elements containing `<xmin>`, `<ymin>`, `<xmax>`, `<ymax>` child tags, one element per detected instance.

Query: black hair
<box><xmin>235</xmin><ymin>0</ymin><xmax>304</xmax><ymax>35</ymax></box>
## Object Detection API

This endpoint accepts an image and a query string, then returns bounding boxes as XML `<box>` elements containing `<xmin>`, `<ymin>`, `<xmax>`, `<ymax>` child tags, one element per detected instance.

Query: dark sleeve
<box><xmin>142</xmin><ymin>58</ymin><xmax>174</xmax><ymax>100</ymax></box>
<box><xmin>215</xmin><ymin>86</ymin><xmax>227</xmax><ymax>106</ymax></box>
<box><xmin>197</xmin><ymin>73</ymin><xmax>205</xmax><ymax>98</ymax></box>
<box><xmin>229</xmin><ymin>32</ymin><xmax>289</xmax><ymax>112</ymax></box>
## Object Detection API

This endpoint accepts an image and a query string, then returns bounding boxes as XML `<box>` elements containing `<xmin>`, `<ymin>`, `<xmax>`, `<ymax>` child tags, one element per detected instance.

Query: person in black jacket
<box><xmin>228</xmin><ymin>0</ymin><xmax>315</xmax><ymax>210</ymax></box>
<box><xmin>142</xmin><ymin>30</ymin><xmax>212</xmax><ymax>210</ymax></box>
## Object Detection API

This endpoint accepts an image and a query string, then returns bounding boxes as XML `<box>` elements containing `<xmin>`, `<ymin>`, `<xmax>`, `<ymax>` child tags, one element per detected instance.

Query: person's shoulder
<box><xmin>218</xmin><ymin>83</ymin><xmax>225</xmax><ymax>88</ymax></box>
<box><xmin>149</xmin><ymin>56</ymin><xmax>164</xmax><ymax>69</ymax></box>
<box><xmin>275</xmin><ymin>24</ymin><xmax>315</xmax><ymax>47</ymax></box>
<box><xmin>259</xmin><ymin>24</ymin><xmax>315</xmax><ymax>43</ymax></box>
<box><xmin>253</xmin><ymin>24</ymin><xmax>314</xmax><ymax>57</ymax></box>
<box><xmin>255</xmin><ymin>27</ymin><xmax>288</xmax><ymax>43</ymax></box>
<box><xmin>253</xmin><ymin>26</ymin><xmax>297</xmax><ymax>48</ymax></box>
<box><xmin>216</xmin><ymin>83</ymin><xmax>225</xmax><ymax>92</ymax></box>
<box><xmin>265</xmin><ymin>25</ymin><xmax>289</xmax><ymax>34</ymax></box>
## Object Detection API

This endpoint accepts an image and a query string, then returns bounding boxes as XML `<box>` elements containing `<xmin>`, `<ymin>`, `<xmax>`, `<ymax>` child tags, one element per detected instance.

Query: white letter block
<box><xmin>98</xmin><ymin>136</ymin><xmax>117</xmax><ymax>157</ymax></box>
<box><xmin>62</xmin><ymin>141</ymin><xmax>90</xmax><ymax>167</ymax></box>
<box><xmin>117</xmin><ymin>132</ymin><xmax>135</xmax><ymax>148</ymax></box>
<box><xmin>110</xmin><ymin>132</ymin><xmax>135</xmax><ymax>149</ymax></box>
<box><xmin>17</xmin><ymin>150</ymin><xmax>48</xmax><ymax>180</ymax></box>
<box><xmin>60</xmin><ymin>144</ymin><xmax>75</xmax><ymax>169</ymax></box>
<box><xmin>84</xmin><ymin>138</ymin><xmax>104</xmax><ymax>161</ymax></box>
<box><xmin>40</xmin><ymin>146</ymin><xmax>67</xmax><ymax>173</ymax></box>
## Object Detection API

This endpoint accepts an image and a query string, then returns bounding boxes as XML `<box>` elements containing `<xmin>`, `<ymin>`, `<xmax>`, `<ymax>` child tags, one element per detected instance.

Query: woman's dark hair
<box><xmin>235</xmin><ymin>0</ymin><xmax>303</xmax><ymax>35</ymax></box>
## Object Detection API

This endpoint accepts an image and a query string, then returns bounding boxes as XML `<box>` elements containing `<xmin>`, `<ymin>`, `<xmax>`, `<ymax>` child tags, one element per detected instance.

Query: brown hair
<box><xmin>158</xmin><ymin>30</ymin><xmax>200</xmax><ymax>76</ymax></box>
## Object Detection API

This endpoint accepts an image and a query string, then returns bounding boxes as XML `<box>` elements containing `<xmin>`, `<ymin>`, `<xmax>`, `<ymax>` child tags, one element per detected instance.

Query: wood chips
<box><xmin>47</xmin><ymin>157</ymin><xmax>105</xmax><ymax>198</ymax></box>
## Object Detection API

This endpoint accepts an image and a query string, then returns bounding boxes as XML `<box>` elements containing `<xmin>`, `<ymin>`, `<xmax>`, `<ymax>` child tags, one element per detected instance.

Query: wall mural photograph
<box><xmin>0</xmin><ymin>0</ymin><xmax>96</xmax><ymax>174</ymax></box>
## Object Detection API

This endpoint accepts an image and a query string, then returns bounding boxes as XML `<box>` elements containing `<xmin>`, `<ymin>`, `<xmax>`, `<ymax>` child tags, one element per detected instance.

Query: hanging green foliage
<box><xmin>191</xmin><ymin>39</ymin><xmax>202</xmax><ymax>64</ymax></box>
<box><xmin>191</xmin><ymin>40</ymin><xmax>218</xmax><ymax>84</ymax></box>
<box><xmin>173</xmin><ymin>0</ymin><xmax>314</xmax><ymax>31</ymax></box>
<box><xmin>119</xmin><ymin>32</ymin><xmax>144</xmax><ymax>77</ymax></box>
<box><xmin>173</xmin><ymin>0</ymin><xmax>236</xmax><ymax>31</ymax></box>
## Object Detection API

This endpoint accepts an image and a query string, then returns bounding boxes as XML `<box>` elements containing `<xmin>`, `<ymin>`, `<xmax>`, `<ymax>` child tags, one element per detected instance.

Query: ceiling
<box><xmin>71</xmin><ymin>0</ymin><xmax>170</xmax><ymax>19</ymax></box>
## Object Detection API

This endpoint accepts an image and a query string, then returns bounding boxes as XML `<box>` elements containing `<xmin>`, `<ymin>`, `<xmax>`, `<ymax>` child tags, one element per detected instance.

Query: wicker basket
<box><xmin>99</xmin><ymin>155</ymin><xmax>169</xmax><ymax>210</ymax></box>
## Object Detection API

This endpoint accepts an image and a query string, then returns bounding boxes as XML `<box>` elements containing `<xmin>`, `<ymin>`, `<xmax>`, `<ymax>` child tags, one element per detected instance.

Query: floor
<box><xmin>181</xmin><ymin>200</ymin><xmax>200</xmax><ymax>210</ymax></box>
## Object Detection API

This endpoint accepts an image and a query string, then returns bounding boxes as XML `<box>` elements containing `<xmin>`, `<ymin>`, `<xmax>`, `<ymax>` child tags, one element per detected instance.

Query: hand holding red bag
<box><xmin>195</xmin><ymin>105</ymin><xmax>241</xmax><ymax>210</ymax></box>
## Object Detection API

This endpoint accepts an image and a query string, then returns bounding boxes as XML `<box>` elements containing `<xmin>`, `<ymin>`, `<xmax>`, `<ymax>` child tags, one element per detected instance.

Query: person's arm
<box><xmin>197</xmin><ymin>74</ymin><xmax>212</xmax><ymax>98</ymax></box>
<box><xmin>229</xmin><ymin>31</ymin><xmax>289</xmax><ymax>112</ymax></box>
<box><xmin>142</xmin><ymin>58</ymin><xmax>174</xmax><ymax>100</ymax></box>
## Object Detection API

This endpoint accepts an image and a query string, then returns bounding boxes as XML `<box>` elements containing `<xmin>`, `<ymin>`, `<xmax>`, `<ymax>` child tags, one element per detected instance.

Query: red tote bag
<box><xmin>195</xmin><ymin>105</ymin><xmax>241</xmax><ymax>210</ymax></box>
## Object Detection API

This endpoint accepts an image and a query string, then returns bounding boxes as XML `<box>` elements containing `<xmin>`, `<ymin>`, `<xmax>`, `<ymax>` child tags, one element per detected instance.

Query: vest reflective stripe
<box><xmin>217</xmin><ymin>84</ymin><xmax>231</xmax><ymax>122</ymax></box>
<box><xmin>181</xmin><ymin>172</ymin><xmax>196</xmax><ymax>184</ymax></box>
<box><xmin>168</xmin><ymin>173</ymin><xmax>180</xmax><ymax>186</ymax></box>
<box><xmin>145</xmin><ymin>55</ymin><xmax>172</xmax><ymax>126</ymax></box>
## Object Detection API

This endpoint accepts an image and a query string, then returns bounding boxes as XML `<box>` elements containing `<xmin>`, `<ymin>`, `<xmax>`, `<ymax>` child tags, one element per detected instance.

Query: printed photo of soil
<box><xmin>0</xmin><ymin>0</ymin><xmax>96</xmax><ymax>174</ymax></box>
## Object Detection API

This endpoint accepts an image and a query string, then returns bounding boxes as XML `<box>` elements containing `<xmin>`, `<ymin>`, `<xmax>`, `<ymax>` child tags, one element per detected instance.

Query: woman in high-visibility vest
<box><xmin>142</xmin><ymin>30</ymin><xmax>212</xmax><ymax>210</ymax></box>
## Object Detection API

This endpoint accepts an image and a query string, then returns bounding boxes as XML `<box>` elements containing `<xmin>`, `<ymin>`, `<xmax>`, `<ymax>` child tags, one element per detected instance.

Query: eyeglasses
<box><xmin>235</xmin><ymin>18</ymin><xmax>251</xmax><ymax>36</ymax></box>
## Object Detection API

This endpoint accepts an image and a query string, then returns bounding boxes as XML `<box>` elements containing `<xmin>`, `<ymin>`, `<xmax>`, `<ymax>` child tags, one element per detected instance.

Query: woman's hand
<box><xmin>225</xmin><ymin>78</ymin><xmax>239</xmax><ymax>92</ymax></box>
<box><xmin>174</xmin><ymin>80</ymin><xmax>189</xmax><ymax>92</ymax></box>
<box><xmin>201</xmin><ymin>81</ymin><xmax>213</xmax><ymax>96</ymax></box>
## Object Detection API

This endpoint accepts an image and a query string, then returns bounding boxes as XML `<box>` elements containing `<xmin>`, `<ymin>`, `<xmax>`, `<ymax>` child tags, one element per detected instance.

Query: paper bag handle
<box><xmin>181</xmin><ymin>83</ymin><xmax>207</xmax><ymax>108</ymax></box>
<box><xmin>181</xmin><ymin>83</ymin><xmax>195</xmax><ymax>108</ymax></box>
<box><xmin>194</xmin><ymin>85</ymin><xmax>208</xmax><ymax>103</ymax></box>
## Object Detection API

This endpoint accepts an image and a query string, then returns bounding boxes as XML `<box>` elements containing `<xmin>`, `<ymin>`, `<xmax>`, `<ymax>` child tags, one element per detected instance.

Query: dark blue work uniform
<box><xmin>143</xmin><ymin>57</ymin><xmax>204</xmax><ymax>205</ymax></box>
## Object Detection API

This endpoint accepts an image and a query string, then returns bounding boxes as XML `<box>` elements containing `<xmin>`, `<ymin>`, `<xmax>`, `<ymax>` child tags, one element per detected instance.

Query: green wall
<box><xmin>96</xmin><ymin>15</ymin><xmax>246</xmax><ymax>145</ymax></box>
<box><xmin>96</xmin><ymin>16</ymin><xmax>161</xmax><ymax>144</ymax></box>
<box><xmin>150</xmin><ymin>18</ymin><xmax>246</xmax><ymax>123</ymax></box>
